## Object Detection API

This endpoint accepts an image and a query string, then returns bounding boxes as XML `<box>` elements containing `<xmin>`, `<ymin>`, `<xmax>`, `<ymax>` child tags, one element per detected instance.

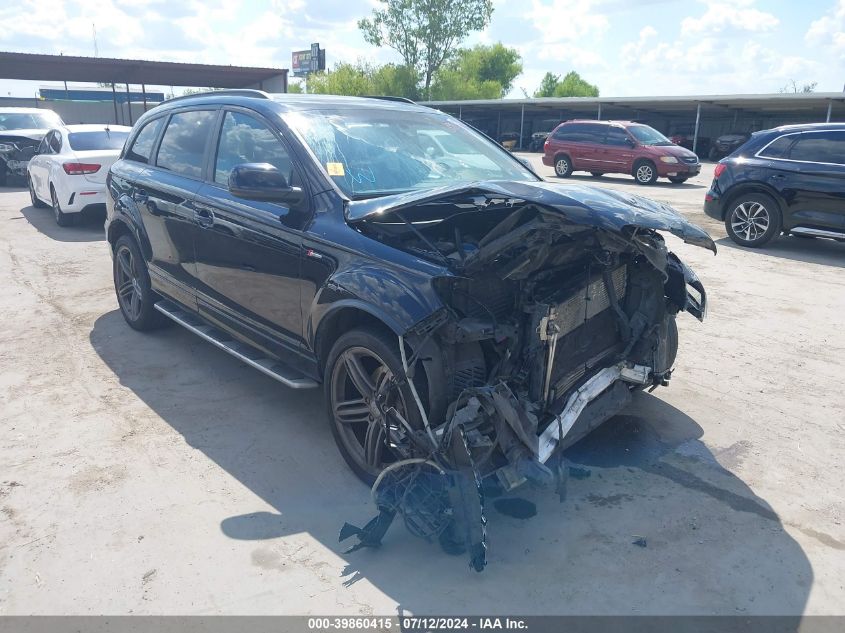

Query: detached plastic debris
<box><xmin>339</xmin><ymin>427</ymin><xmax>487</xmax><ymax>572</ymax></box>
<box><xmin>632</xmin><ymin>535</ymin><xmax>647</xmax><ymax>548</ymax></box>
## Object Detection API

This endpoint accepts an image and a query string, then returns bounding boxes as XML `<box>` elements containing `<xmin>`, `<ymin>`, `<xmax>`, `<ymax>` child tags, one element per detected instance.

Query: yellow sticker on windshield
<box><xmin>326</xmin><ymin>162</ymin><xmax>345</xmax><ymax>176</ymax></box>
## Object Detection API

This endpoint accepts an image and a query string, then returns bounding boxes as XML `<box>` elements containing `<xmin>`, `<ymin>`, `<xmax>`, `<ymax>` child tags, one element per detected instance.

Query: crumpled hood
<box><xmin>0</xmin><ymin>128</ymin><xmax>48</xmax><ymax>144</ymax></box>
<box><xmin>347</xmin><ymin>180</ymin><xmax>716</xmax><ymax>253</ymax></box>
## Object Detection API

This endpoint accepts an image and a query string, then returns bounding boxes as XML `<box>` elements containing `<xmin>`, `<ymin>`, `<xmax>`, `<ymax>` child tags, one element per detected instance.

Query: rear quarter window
<box><xmin>126</xmin><ymin>118</ymin><xmax>164</xmax><ymax>164</ymax></box>
<box><xmin>758</xmin><ymin>134</ymin><xmax>795</xmax><ymax>159</ymax></box>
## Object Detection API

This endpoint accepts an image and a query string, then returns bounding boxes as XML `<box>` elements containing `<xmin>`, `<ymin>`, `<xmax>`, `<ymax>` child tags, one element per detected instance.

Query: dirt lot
<box><xmin>1</xmin><ymin>161</ymin><xmax>843</xmax><ymax>616</ymax></box>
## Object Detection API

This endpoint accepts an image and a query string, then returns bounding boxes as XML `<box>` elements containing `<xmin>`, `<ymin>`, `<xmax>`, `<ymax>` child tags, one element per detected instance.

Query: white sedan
<box><xmin>28</xmin><ymin>124</ymin><xmax>131</xmax><ymax>226</ymax></box>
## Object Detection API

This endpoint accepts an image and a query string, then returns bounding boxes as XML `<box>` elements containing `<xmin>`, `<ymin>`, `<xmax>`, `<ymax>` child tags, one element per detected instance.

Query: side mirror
<box><xmin>228</xmin><ymin>163</ymin><xmax>303</xmax><ymax>204</ymax></box>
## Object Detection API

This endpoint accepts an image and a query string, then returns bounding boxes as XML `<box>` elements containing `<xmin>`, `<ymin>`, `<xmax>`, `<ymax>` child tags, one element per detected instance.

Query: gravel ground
<box><xmin>0</xmin><ymin>160</ymin><xmax>843</xmax><ymax>615</ymax></box>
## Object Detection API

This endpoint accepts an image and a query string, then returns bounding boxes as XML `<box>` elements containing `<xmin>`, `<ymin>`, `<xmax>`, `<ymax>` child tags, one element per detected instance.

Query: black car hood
<box><xmin>347</xmin><ymin>180</ymin><xmax>716</xmax><ymax>253</ymax></box>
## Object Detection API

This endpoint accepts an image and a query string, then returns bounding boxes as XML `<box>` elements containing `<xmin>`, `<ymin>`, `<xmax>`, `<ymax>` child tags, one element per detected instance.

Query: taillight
<box><xmin>62</xmin><ymin>162</ymin><xmax>101</xmax><ymax>175</ymax></box>
<box><xmin>713</xmin><ymin>163</ymin><xmax>727</xmax><ymax>179</ymax></box>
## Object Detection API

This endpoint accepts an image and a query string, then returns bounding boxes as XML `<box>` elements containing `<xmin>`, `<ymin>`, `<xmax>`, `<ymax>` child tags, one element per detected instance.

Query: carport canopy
<box><xmin>0</xmin><ymin>51</ymin><xmax>287</xmax><ymax>90</ymax></box>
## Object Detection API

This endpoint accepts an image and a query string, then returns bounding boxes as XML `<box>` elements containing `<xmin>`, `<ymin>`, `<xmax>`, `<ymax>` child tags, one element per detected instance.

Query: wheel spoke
<box><xmin>117</xmin><ymin>280</ymin><xmax>134</xmax><ymax>298</ymax></box>
<box><xmin>334</xmin><ymin>398</ymin><xmax>370</xmax><ymax>425</ymax></box>
<box><xmin>343</xmin><ymin>351</ymin><xmax>376</xmax><ymax>398</ymax></box>
<box><xmin>118</xmin><ymin>250</ymin><xmax>133</xmax><ymax>278</ymax></box>
<box><xmin>363</xmin><ymin>419</ymin><xmax>385</xmax><ymax>468</ymax></box>
<box><xmin>130</xmin><ymin>289</ymin><xmax>140</xmax><ymax>317</ymax></box>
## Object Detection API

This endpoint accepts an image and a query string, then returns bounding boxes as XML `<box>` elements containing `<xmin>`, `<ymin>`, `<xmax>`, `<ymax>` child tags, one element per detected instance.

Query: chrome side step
<box><xmin>154</xmin><ymin>300</ymin><xmax>318</xmax><ymax>390</ymax></box>
<box><xmin>791</xmin><ymin>227</ymin><xmax>845</xmax><ymax>240</ymax></box>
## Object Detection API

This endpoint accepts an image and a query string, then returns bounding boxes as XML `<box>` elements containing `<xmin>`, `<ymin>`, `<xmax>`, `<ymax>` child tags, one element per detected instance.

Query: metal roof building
<box><xmin>423</xmin><ymin>93</ymin><xmax>845</xmax><ymax>155</ymax></box>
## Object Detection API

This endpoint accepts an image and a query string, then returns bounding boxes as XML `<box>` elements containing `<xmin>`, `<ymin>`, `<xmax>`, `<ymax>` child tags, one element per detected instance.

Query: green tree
<box><xmin>452</xmin><ymin>43</ymin><xmax>522</xmax><ymax>97</ymax></box>
<box><xmin>305</xmin><ymin>62</ymin><xmax>420</xmax><ymax>100</ymax></box>
<box><xmin>358</xmin><ymin>0</ymin><xmax>494</xmax><ymax>98</ymax></box>
<box><xmin>287</xmin><ymin>81</ymin><xmax>304</xmax><ymax>94</ymax></box>
<box><xmin>533</xmin><ymin>70</ymin><xmax>599</xmax><ymax>98</ymax></box>
<box><xmin>534</xmin><ymin>72</ymin><xmax>560</xmax><ymax>98</ymax></box>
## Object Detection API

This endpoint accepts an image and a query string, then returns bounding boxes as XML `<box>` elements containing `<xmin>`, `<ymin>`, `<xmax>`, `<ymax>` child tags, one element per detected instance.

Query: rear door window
<box><xmin>126</xmin><ymin>117</ymin><xmax>164</xmax><ymax>164</ymax></box>
<box><xmin>787</xmin><ymin>131</ymin><xmax>845</xmax><ymax>165</ymax></box>
<box><xmin>155</xmin><ymin>110</ymin><xmax>217</xmax><ymax>178</ymax></box>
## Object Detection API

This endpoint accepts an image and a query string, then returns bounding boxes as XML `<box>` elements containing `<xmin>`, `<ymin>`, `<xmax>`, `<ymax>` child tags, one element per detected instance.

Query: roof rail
<box><xmin>363</xmin><ymin>95</ymin><xmax>416</xmax><ymax>104</ymax></box>
<box><xmin>162</xmin><ymin>89</ymin><xmax>270</xmax><ymax>104</ymax></box>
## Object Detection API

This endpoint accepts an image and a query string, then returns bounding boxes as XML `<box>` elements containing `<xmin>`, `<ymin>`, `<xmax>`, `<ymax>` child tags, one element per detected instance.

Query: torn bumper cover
<box><xmin>340</xmin><ymin>180</ymin><xmax>713</xmax><ymax>571</ymax></box>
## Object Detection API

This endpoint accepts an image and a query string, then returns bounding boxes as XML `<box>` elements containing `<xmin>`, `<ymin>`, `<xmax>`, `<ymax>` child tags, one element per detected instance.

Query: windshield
<box><xmin>68</xmin><ymin>130</ymin><xmax>130</xmax><ymax>151</ymax></box>
<box><xmin>0</xmin><ymin>112</ymin><xmax>62</xmax><ymax>131</ymax></box>
<box><xmin>284</xmin><ymin>108</ymin><xmax>537</xmax><ymax>198</ymax></box>
<box><xmin>628</xmin><ymin>124</ymin><xmax>673</xmax><ymax>146</ymax></box>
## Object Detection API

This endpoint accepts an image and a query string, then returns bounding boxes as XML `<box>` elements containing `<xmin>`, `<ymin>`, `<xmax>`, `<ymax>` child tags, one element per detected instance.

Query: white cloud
<box><xmin>527</xmin><ymin>0</ymin><xmax>608</xmax><ymax>43</ymax></box>
<box><xmin>806</xmin><ymin>0</ymin><xmax>845</xmax><ymax>59</ymax></box>
<box><xmin>681</xmin><ymin>0</ymin><xmax>778</xmax><ymax>35</ymax></box>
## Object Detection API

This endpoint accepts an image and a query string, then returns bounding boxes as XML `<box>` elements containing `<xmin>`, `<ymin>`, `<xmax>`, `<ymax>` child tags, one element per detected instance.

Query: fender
<box><xmin>308</xmin><ymin>263</ymin><xmax>445</xmax><ymax>348</ymax></box>
<box><xmin>720</xmin><ymin>181</ymin><xmax>788</xmax><ymax>221</ymax></box>
<box><xmin>107</xmin><ymin>177</ymin><xmax>153</xmax><ymax>262</ymax></box>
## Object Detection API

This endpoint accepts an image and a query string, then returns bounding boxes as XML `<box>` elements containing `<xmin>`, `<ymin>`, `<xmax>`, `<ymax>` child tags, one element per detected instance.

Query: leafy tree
<box><xmin>429</xmin><ymin>69</ymin><xmax>501</xmax><ymax>100</ymax></box>
<box><xmin>287</xmin><ymin>81</ymin><xmax>304</xmax><ymax>94</ymax></box>
<box><xmin>358</xmin><ymin>0</ymin><xmax>494</xmax><ymax>98</ymax></box>
<box><xmin>779</xmin><ymin>79</ymin><xmax>817</xmax><ymax>93</ymax></box>
<box><xmin>533</xmin><ymin>70</ymin><xmax>599</xmax><ymax>98</ymax></box>
<box><xmin>450</xmin><ymin>43</ymin><xmax>522</xmax><ymax>97</ymax></box>
<box><xmin>534</xmin><ymin>72</ymin><xmax>560</xmax><ymax>98</ymax></box>
<box><xmin>305</xmin><ymin>62</ymin><xmax>420</xmax><ymax>100</ymax></box>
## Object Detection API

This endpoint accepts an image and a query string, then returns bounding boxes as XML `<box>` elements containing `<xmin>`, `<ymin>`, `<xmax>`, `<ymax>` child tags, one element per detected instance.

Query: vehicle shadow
<box><xmin>89</xmin><ymin>310</ymin><xmax>812</xmax><ymax>616</ymax></box>
<box><xmin>717</xmin><ymin>235</ymin><xmax>845</xmax><ymax>268</ymax></box>
<box><xmin>567</xmin><ymin>173</ymin><xmax>706</xmax><ymax>189</ymax></box>
<box><xmin>20</xmin><ymin>204</ymin><xmax>106</xmax><ymax>243</ymax></box>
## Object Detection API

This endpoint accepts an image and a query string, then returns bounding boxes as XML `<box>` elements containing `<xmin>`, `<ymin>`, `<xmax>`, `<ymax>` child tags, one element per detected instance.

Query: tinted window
<box><xmin>68</xmin><ymin>130</ymin><xmax>129</xmax><ymax>151</ymax></box>
<box><xmin>553</xmin><ymin>123</ymin><xmax>604</xmax><ymax>143</ymax></box>
<box><xmin>48</xmin><ymin>131</ymin><xmax>61</xmax><ymax>153</ymax></box>
<box><xmin>605</xmin><ymin>127</ymin><xmax>631</xmax><ymax>146</ymax></box>
<box><xmin>156</xmin><ymin>111</ymin><xmax>216</xmax><ymax>178</ymax></box>
<box><xmin>758</xmin><ymin>134</ymin><xmax>795</xmax><ymax>159</ymax></box>
<box><xmin>214</xmin><ymin>111</ymin><xmax>292</xmax><ymax>186</ymax></box>
<box><xmin>788</xmin><ymin>131</ymin><xmax>845</xmax><ymax>165</ymax></box>
<box><xmin>126</xmin><ymin>118</ymin><xmax>164</xmax><ymax>164</ymax></box>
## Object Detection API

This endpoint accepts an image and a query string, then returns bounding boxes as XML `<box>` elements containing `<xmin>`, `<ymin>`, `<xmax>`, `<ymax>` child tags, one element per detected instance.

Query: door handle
<box><xmin>194</xmin><ymin>207</ymin><xmax>215</xmax><ymax>228</ymax></box>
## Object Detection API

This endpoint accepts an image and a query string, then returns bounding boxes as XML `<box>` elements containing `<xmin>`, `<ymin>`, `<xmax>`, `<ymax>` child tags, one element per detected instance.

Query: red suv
<box><xmin>542</xmin><ymin>120</ymin><xmax>701</xmax><ymax>185</ymax></box>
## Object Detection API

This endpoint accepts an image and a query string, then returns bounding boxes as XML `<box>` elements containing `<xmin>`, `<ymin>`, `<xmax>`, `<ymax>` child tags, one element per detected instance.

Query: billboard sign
<box><xmin>292</xmin><ymin>43</ymin><xmax>325</xmax><ymax>77</ymax></box>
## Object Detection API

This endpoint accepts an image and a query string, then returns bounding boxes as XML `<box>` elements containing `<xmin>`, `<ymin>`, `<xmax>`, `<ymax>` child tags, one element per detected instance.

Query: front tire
<box><xmin>554</xmin><ymin>154</ymin><xmax>572</xmax><ymax>178</ymax></box>
<box><xmin>113</xmin><ymin>235</ymin><xmax>167</xmax><ymax>331</ymax></box>
<box><xmin>29</xmin><ymin>176</ymin><xmax>47</xmax><ymax>208</ymax></box>
<box><xmin>325</xmin><ymin>327</ymin><xmax>426</xmax><ymax>485</ymax></box>
<box><xmin>724</xmin><ymin>193</ymin><xmax>782</xmax><ymax>247</ymax></box>
<box><xmin>633</xmin><ymin>160</ymin><xmax>658</xmax><ymax>185</ymax></box>
<box><xmin>51</xmin><ymin>186</ymin><xmax>74</xmax><ymax>227</ymax></box>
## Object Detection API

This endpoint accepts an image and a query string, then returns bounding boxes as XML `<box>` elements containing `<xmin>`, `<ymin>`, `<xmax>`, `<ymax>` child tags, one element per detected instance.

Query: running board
<box><xmin>791</xmin><ymin>227</ymin><xmax>845</xmax><ymax>240</ymax></box>
<box><xmin>154</xmin><ymin>300</ymin><xmax>318</xmax><ymax>390</ymax></box>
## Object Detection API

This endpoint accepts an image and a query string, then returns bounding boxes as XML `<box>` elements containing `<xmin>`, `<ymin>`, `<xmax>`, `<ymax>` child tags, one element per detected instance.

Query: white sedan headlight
<box><xmin>659</xmin><ymin>156</ymin><xmax>679</xmax><ymax>164</ymax></box>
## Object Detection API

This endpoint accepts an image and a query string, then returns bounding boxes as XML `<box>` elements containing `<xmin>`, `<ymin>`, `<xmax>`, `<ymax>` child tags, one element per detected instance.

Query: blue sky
<box><xmin>0</xmin><ymin>0</ymin><xmax>843</xmax><ymax>98</ymax></box>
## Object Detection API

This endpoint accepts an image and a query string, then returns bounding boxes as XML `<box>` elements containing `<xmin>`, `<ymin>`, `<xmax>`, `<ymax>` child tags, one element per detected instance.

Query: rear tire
<box><xmin>554</xmin><ymin>154</ymin><xmax>572</xmax><ymax>178</ymax></box>
<box><xmin>51</xmin><ymin>186</ymin><xmax>74</xmax><ymax>227</ymax></box>
<box><xmin>724</xmin><ymin>193</ymin><xmax>781</xmax><ymax>248</ymax></box>
<box><xmin>325</xmin><ymin>327</ymin><xmax>426</xmax><ymax>486</ymax></box>
<box><xmin>633</xmin><ymin>160</ymin><xmax>658</xmax><ymax>185</ymax></box>
<box><xmin>113</xmin><ymin>235</ymin><xmax>168</xmax><ymax>331</ymax></box>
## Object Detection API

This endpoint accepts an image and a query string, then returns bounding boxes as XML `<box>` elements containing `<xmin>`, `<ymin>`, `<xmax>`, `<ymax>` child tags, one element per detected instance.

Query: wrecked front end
<box><xmin>340</xmin><ymin>182</ymin><xmax>713</xmax><ymax>571</ymax></box>
<box><xmin>0</xmin><ymin>132</ymin><xmax>43</xmax><ymax>182</ymax></box>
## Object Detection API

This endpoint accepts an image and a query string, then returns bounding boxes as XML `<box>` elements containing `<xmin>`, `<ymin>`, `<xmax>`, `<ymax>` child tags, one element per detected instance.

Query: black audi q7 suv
<box><xmin>705</xmin><ymin>123</ymin><xmax>845</xmax><ymax>247</ymax></box>
<box><xmin>105</xmin><ymin>91</ymin><xmax>712</xmax><ymax>564</ymax></box>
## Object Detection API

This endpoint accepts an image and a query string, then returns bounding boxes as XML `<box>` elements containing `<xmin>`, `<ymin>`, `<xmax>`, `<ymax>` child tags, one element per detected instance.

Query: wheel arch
<box><xmin>719</xmin><ymin>183</ymin><xmax>786</xmax><ymax>222</ymax></box>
